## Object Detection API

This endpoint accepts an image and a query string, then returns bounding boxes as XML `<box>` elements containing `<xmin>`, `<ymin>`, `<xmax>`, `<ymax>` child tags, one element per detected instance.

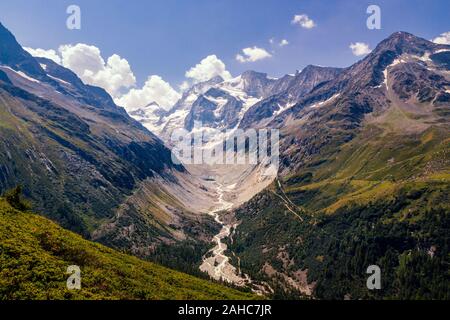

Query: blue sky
<box><xmin>0</xmin><ymin>0</ymin><xmax>449</xmax><ymax>108</ymax></box>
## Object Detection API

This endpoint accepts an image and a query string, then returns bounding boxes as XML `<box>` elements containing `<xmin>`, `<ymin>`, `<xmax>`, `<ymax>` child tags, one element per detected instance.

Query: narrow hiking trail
<box><xmin>271</xmin><ymin>179</ymin><xmax>304</xmax><ymax>221</ymax></box>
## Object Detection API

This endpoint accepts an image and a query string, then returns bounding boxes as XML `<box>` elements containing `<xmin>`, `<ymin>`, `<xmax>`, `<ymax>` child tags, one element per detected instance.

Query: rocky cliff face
<box><xmin>131</xmin><ymin>65</ymin><xmax>342</xmax><ymax>149</ymax></box>
<box><xmin>239</xmin><ymin>65</ymin><xmax>343</xmax><ymax>129</ymax></box>
<box><xmin>262</xmin><ymin>32</ymin><xmax>450</xmax><ymax>174</ymax></box>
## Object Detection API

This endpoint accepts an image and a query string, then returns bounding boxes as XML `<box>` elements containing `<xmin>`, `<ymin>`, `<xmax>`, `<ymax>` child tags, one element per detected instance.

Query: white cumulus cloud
<box><xmin>115</xmin><ymin>75</ymin><xmax>181</xmax><ymax>111</ymax></box>
<box><xmin>24</xmin><ymin>43</ymin><xmax>182</xmax><ymax>111</ymax></box>
<box><xmin>291</xmin><ymin>14</ymin><xmax>316</xmax><ymax>29</ymax></box>
<box><xmin>179</xmin><ymin>81</ymin><xmax>191</xmax><ymax>92</ymax></box>
<box><xmin>236</xmin><ymin>47</ymin><xmax>272</xmax><ymax>63</ymax></box>
<box><xmin>24</xmin><ymin>47</ymin><xmax>62</xmax><ymax>64</ymax></box>
<box><xmin>25</xmin><ymin>46</ymin><xmax>238</xmax><ymax>113</ymax></box>
<box><xmin>58</xmin><ymin>44</ymin><xmax>136</xmax><ymax>98</ymax></box>
<box><xmin>349</xmin><ymin>42</ymin><xmax>372</xmax><ymax>56</ymax></box>
<box><xmin>279</xmin><ymin>39</ymin><xmax>289</xmax><ymax>47</ymax></box>
<box><xmin>185</xmin><ymin>54</ymin><xmax>232</xmax><ymax>83</ymax></box>
<box><xmin>432</xmin><ymin>31</ymin><xmax>450</xmax><ymax>45</ymax></box>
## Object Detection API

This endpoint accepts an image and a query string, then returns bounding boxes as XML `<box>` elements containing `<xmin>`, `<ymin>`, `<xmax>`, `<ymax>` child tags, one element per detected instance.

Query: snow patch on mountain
<box><xmin>383</xmin><ymin>58</ymin><xmax>404</xmax><ymax>89</ymax></box>
<box><xmin>217</xmin><ymin>76</ymin><xmax>262</xmax><ymax>124</ymax></box>
<box><xmin>47</xmin><ymin>74</ymin><xmax>71</xmax><ymax>85</ymax></box>
<box><xmin>309</xmin><ymin>93</ymin><xmax>341</xmax><ymax>109</ymax></box>
<box><xmin>0</xmin><ymin>65</ymin><xmax>41</xmax><ymax>83</ymax></box>
<box><xmin>127</xmin><ymin>73</ymin><xmax>269</xmax><ymax>143</ymax></box>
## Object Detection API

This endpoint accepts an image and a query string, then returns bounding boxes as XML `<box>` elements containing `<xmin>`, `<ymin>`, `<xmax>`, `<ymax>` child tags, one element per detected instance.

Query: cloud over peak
<box><xmin>60</xmin><ymin>44</ymin><xmax>136</xmax><ymax>98</ymax></box>
<box><xmin>432</xmin><ymin>31</ymin><xmax>450</xmax><ymax>45</ymax></box>
<box><xmin>185</xmin><ymin>54</ymin><xmax>232</xmax><ymax>83</ymax></box>
<box><xmin>115</xmin><ymin>75</ymin><xmax>180</xmax><ymax>111</ymax></box>
<box><xmin>25</xmin><ymin>45</ymin><xmax>234</xmax><ymax>112</ymax></box>
<box><xmin>26</xmin><ymin>44</ymin><xmax>136</xmax><ymax>98</ymax></box>
<box><xmin>24</xmin><ymin>47</ymin><xmax>62</xmax><ymax>64</ymax></box>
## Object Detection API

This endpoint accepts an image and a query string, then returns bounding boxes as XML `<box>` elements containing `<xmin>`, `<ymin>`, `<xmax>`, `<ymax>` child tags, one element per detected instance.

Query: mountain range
<box><xmin>1</xmin><ymin>20</ymin><xmax>449</xmax><ymax>300</ymax></box>
<box><xmin>0</xmin><ymin>22</ymin><xmax>221</xmax><ymax>268</ymax></box>
<box><xmin>226</xmin><ymin>32</ymin><xmax>450</xmax><ymax>299</ymax></box>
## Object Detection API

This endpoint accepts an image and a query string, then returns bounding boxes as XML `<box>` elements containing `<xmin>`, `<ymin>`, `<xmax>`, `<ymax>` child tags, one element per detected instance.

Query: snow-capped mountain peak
<box><xmin>126</xmin><ymin>66</ymin><xmax>344</xmax><ymax>144</ymax></box>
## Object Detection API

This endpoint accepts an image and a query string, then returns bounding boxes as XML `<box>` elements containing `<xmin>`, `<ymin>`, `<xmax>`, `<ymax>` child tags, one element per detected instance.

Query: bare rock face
<box><xmin>184</xmin><ymin>88</ymin><xmax>243</xmax><ymax>131</ymax></box>
<box><xmin>262</xmin><ymin>32</ymin><xmax>450</xmax><ymax>173</ymax></box>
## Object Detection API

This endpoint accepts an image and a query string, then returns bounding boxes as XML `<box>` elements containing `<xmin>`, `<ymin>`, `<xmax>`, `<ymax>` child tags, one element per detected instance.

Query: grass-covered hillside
<box><xmin>228</xmin><ymin>125</ymin><xmax>450</xmax><ymax>299</ymax></box>
<box><xmin>0</xmin><ymin>196</ymin><xmax>255</xmax><ymax>300</ymax></box>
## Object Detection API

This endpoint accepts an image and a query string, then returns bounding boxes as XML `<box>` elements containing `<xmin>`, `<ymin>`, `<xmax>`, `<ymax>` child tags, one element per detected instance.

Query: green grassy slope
<box><xmin>0</xmin><ymin>197</ymin><xmax>255</xmax><ymax>300</ymax></box>
<box><xmin>228</xmin><ymin>125</ymin><xmax>450</xmax><ymax>299</ymax></box>
<box><xmin>284</xmin><ymin>126</ymin><xmax>449</xmax><ymax>215</ymax></box>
